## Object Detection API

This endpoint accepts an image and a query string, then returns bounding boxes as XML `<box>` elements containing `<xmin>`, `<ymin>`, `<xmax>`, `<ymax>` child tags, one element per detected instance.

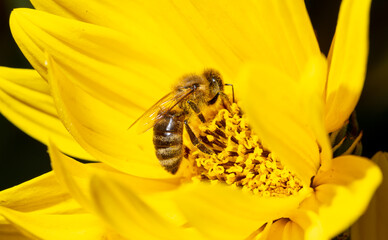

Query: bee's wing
<box><xmin>129</xmin><ymin>88</ymin><xmax>193</xmax><ymax>134</ymax></box>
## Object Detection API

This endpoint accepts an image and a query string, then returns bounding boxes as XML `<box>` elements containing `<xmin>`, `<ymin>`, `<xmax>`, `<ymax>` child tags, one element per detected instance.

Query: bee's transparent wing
<box><xmin>128</xmin><ymin>88</ymin><xmax>193</xmax><ymax>134</ymax></box>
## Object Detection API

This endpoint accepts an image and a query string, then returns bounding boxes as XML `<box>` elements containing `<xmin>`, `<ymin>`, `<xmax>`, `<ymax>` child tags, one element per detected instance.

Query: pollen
<box><xmin>188</xmin><ymin>103</ymin><xmax>302</xmax><ymax>197</ymax></box>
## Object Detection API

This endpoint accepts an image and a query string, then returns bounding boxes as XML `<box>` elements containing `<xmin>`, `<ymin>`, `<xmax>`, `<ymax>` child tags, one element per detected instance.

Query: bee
<box><xmin>129</xmin><ymin>69</ymin><xmax>232</xmax><ymax>174</ymax></box>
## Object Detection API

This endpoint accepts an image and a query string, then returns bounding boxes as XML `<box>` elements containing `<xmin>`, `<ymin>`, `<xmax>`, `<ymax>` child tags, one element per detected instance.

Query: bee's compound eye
<box><xmin>203</xmin><ymin>69</ymin><xmax>223</xmax><ymax>90</ymax></box>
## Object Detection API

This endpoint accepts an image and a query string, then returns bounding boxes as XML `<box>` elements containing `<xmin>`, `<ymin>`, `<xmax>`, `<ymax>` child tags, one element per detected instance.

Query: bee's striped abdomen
<box><xmin>153</xmin><ymin>114</ymin><xmax>184</xmax><ymax>174</ymax></box>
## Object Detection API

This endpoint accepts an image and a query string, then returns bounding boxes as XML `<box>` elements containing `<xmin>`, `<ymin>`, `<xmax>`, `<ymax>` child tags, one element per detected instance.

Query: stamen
<box><xmin>187</xmin><ymin>103</ymin><xmax>302</xmax><ymax>197</ymax></box>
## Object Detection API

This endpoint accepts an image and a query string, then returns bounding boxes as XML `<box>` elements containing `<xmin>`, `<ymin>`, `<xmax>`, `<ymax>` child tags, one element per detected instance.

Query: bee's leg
<box><xmin>220</xmin><ymin>92</ymin><xmax>232</xmax><ymax>105</ymax></box>
<box><xmin>207</xmin><ymin>92</ymin><xmax>219</xmax><ymax>105</ymax></box>
<box><xmin>184</xmin><ymin>120</ymin><xmax>214</xmax><ymax>155</ymax></box>
<box><xmin>219</xmin><ymin>92</ymin><xmax>233</xmax><ymax>112</ymax></box>
<box><xmin>187</xmin><ymin>100</ymin><xmax>206</xmax><ymax>123</ymax></box>
<box><xmin>208</xmin><ymin>91</ymin><xmax>232</xmax><ymax>111</ymax></box>
<box><xmin>208</xmin><ymin>83</ymin><xmax>235</xmax><ymax>105</ymax></box>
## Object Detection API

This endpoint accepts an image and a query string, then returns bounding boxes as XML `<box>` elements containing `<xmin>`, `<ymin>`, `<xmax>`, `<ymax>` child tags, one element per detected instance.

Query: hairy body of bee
<box><xmin>153</xmin><ymin>113</ymin><xmax>184</xmax><ymax>174</ymax></box>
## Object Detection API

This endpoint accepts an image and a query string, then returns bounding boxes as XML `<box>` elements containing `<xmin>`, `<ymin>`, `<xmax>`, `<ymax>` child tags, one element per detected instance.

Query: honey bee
<box><xmin>129</xmin><ymin>69</ymin><xmax>231</xmax><ymax>174</ymax></box>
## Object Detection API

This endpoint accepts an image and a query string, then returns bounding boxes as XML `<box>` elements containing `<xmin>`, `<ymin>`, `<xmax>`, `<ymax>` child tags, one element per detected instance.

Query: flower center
<box><xmin>186</xmin><ymin>103</ymin><xmax>302</xmax><ymax>197</ymax></box>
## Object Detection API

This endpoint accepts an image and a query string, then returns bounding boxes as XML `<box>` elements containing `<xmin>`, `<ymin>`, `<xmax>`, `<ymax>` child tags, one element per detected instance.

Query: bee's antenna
<box><xmin>224</xmin><ymin>83</ymin><xmax>235</xmax><ymax>103</ymax></box>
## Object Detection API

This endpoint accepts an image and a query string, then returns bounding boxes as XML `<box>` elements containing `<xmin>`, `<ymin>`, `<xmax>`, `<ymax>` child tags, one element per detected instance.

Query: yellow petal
<box><xmin>0</xmin><ymin>223</ymin><xmax>29</xmax><ymax>240</ymax></box>
<box><xmin>0</xmin><ymin>67</ymin><xmax>92</xmax><ymax>159</ymax></box>
<box><xmin>10</xmin><ymin>7</ymin><xmax>233</xmax><ymax>87</ymax></box>
<box><xmin>238</xmin><ymin>58</ymin><xmax>330</xmax><ymax>185</ymax></box>
<box><xmin>266</xmin><ymin>218</ymin><xmax>288</xmax><ymax>240</ymax></box>
<box><xmin>0</xmin><ymin>172</ymin><xmax>95</xmax><ymax>239</ymax></box>
<box><xmin>89</xmin><ymin>175</ymin><xmax>189</xmax><ymax>240</ymax></box>
<box><xmin>0</xmin><ymin>171</ymin><xmax>82</xmax><ymax>216</ymax></box>
<box><xmin>0</xmin><ymin>207</ymin><xmax>105</xmax><ymax>240</ymax></box>
<box><xmin>31</xmin><ymin>0</ymin><xmax>320</xmax><ymax>81</ymax></box>
<box><xmin>10</xmin><ymin>8</ymin><xmax>174</xmax><ymax>108</ymax></box>
<box><xmin>147</xmin><ymin>0</ymin><xmax>320</xmax><ymax>80</ymax></box>
<box><xmin>173</xmin><ymin>182</ymin><xmax>310</xmax><ymax>240</ymax></box>
<box><xmin>30</xmin><ymin>0</ymin><xmax>79</xmax><ymax>20</ymax></box>
<box><xmin>325</xmin><ymin>0</ymin><xmax>371</xmax><ymax>132</ymax></box>
<box><xmin>30</xmin><ymin>0</ymin><xmax>240</xmax><ymax>78</ymax></box>
<box><xmin>49</xmin><ymin>140</ymin><xmax>183</xmax><ymax>228</ymax></box>
<box><xmin>265</xmin><ymin>210</ymin><xmax>324</xmax><ymax>240</ymax></box>
<box><xmin>49</xmin><ymin>141</ymin><xmax>198</xmax><ymax>237</ymax></box>
<box><xmin>47</xmin><ymin>55</ymin><xmax>173</xmax><ymax>177</ymax></box>
<box><xmin>288</xmin><ymin>210</ymin><xmax>324</xmax><ymax>240</ymax></box>
<box><xmin>351</xmin><ymin>152</ymin><xmax>388</xmax><ymax>240</ymax></box>
<box><xmin>191</xmin><ymin>0</ymin><xmax>321</xmax><ymax>79</ymax></box>
<box><xmin>251</xmin><ymin>221</ymin><xmax>272</xmax><ymax>240</ymax></box>
<box><xmin>304</xmin><ymin>155</ymin><xmax>382</xmax><ymax>239</ymax></box>
<box><xmin>49</xmin><ymin>142</ymin><xmax>98</xmax><ymax>211</ymax></box>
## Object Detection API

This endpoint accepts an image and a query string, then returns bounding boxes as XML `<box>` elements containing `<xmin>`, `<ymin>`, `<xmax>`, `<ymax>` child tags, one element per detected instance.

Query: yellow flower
<box><xmin>0</xmin><ymin>0</ymin><xmax>382</xmax><ymax>239</ymax></box>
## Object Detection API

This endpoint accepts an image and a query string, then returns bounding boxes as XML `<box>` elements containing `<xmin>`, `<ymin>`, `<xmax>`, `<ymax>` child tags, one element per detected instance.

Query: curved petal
<box><xmin>30</xmin><ymin>0</ymin><xmax>240</xmax><ymax>79</ymax></box>
<box><xmin>49</xmin><ymin>141</ymin><xmax>202</xmax><ymax>236</ymax></box>
<box><xmin>0</xmin><ymin>171</ymin><xmax>82</xmax><ymax>216</ymax></box>
<box><xmin>89</xmin><ymin>176</ymin><xmax>199</xmax><ymax>240</ymax></box>
<box><xmin>238</xmin><ymin>57</ymin><xmax>330</xmax><ymax>185</ymax></box>
<box><xmin>288</xmin><ymin>210</ymin><xmax>324</xmax><ymax>240</ymax></box>
<box><xmin>10</xmin><ymin>7</ymin><xmax>237</xmax><ymax>87</ymax></box>
<box><xmin>253</xmin><ymin>221</ymin><xmax>272</xmax><ymax>240</ymax></box>
<box><xmin>49</xmin><ymin>142</ymin><xmax>100</xmax><ymax>212</ymax></box>
<box><xmin>0</xmin><ymin>67</ymin><xmax>92</xmax><ymax>159</ymax></box>
<box><xmin>0</xmin><ymin>223</ymin><xmax>29</xmax><ymax>240</ymax></box>
<box><xmin>48</xmin><ymin>142</ymin><xmax>181</xmax><ymax>213</ymax></box>
<box><xmin>0</xmin><ymin>207</ymin><xmax>105</xmax><ymax>240</ymax></box>
<box><xmin>31</xmin><ymin>0</ymin><xmax>320</xmax><ymax>81</ymax></box>
<box><xmin>265</xmin><ymin>210</ymin><xmax>324</xmax><ymax>240</ymax></box>
<box><xmin>172</xmin><ymin>182</ymin><xmax>310</xmax><ymax>240</ymax></box>
<box><xmin>47</xmin><ymin>55</ymin><xmax>172</xmax><ymax>177</ymax></box>
<box><xmin>180</xmin><ymin>0</ymin><xmax>321</xmax><ymax>80</ymax></box>
<box><xmin>10</xmin><ymin>8</ymin><xmax>175</xmax><ymax>106</ymax></box>
<box><xmin>0</xmin><ymin>172</ymin><xmax>94</xmax><ymax>239</ymax></box>
<box><xmin>265</xmin><ymin>218</ymin><xmax>287</xmax><ymax>240</ymax></box>
<box><xmin>351</xmin><ymin>152</ymin><xmax>388</xmax><ymax>240</ymax></box>
<box><xmin>303</xmin><ymin>155</ymin><xmax>382</xmax><ymax>239</ymax></box>
<box><xmin>325</xmin><ymin>0</ymin><xmax>371</xmax><ymax>132</ymax></box>
<box><xmin>49</xmin><ymin>142</ymin><xmax>212</xmax><ymax>239</ymax></box>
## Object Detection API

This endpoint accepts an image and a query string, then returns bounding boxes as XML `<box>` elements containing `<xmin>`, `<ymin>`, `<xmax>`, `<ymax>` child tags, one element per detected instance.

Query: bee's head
<box><xmin>203</xmin><ymin>69</ymin><xmax>224</xmax><ymax>100</ymax></box>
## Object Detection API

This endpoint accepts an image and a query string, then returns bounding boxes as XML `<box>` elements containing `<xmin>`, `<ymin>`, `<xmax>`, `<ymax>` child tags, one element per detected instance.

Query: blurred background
<box><xmin>0</xmin><ymin>0</ymin><xmax>387</xmax><ymax>190</ymax></box>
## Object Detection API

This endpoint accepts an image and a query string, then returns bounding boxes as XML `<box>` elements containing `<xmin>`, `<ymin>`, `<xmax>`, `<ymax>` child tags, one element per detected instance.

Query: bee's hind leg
<box><xmin>184</xmin><ymin>120</ymin><xmax>214</xmax><ymax>155</ymax></box>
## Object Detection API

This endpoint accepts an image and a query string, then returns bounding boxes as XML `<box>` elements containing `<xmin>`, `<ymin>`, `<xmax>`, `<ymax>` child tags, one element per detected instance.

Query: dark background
<box><xmin>0</xmin><ymin>0</ymin><xmax>387</xmax><ymax>190</ymax></box>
